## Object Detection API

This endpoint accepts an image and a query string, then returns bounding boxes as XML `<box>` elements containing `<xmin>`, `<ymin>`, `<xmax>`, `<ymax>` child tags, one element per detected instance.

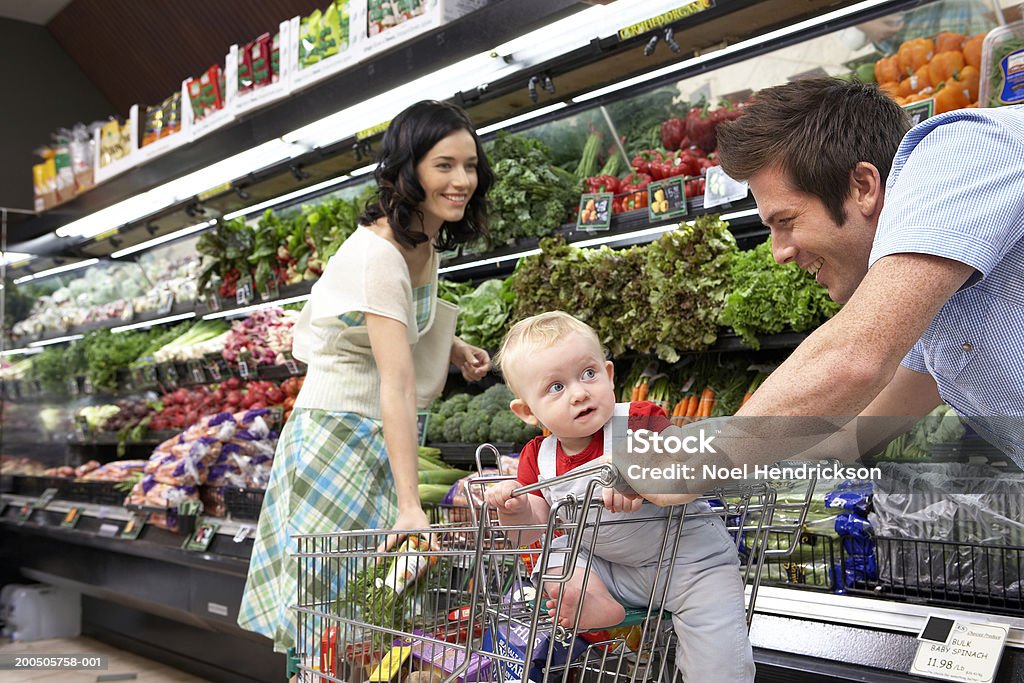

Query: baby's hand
<box><xmin>602</xmin><ymin>487</ymin><xmax>644</xmax><ymax>513</ymax></box>
<box><xmin>484</xmin><ymin>479</ymin><xmax>526</xmax><ymax>513</ymax></box>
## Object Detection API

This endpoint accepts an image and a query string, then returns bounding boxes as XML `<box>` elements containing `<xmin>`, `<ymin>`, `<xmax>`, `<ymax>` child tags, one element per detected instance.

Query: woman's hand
<box><xmin>378</xmin><ymin>506</ymin><xmax>434</xmax><ymax>553</ymax></box>
<box><xmin>450</xmin><ymin>337</ymin><xmax>491</xmax><ymax>382</ymax></box>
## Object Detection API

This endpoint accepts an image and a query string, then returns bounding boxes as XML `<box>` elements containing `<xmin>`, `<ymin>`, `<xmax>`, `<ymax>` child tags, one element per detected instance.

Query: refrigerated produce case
<box><xmin>4</xmin><ymin>0</ymin><xmax>1024</xmax><ymax>681</ymax></box>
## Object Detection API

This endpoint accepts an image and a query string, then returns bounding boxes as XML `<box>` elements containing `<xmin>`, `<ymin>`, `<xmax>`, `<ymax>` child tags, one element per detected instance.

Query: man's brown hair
<box><xmin>716</xmin><ymin>78</ymin><xmax>910</xmax><ymax>225</ymax></box>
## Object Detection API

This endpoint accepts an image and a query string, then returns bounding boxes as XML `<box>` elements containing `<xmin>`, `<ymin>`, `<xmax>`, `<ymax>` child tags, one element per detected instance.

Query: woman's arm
<box><xmin>366</xmin><ymin>312</ymin><xmax>429</xmax><ymax>531</ymax></box>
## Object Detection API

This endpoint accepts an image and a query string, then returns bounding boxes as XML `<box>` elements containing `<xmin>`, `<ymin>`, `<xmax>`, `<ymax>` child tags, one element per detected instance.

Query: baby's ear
<box><xmin>509</xmin><ymin>398</ymin><xmax>539</xmax><ymax>426</ymax></box>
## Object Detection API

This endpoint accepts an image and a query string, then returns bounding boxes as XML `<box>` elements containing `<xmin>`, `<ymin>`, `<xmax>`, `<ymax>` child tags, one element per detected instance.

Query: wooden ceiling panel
<box><xmin>47</xmin><ymin>0</ymin><xmax>329</xmax><ymax>114</ymax></box>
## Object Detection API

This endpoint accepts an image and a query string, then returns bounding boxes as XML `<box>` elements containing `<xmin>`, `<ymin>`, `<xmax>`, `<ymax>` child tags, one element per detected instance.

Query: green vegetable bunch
<box><xmin>719</xmin><ymin>240</ymin><xmax>841</xmax><ymax>349</ymax></box>
<box><xmin>427</xmin><ymin>384</ymin><xmax>539</xmax><ymax>445</ymax></box>
<box><xmin>452</xmin><ymin>279</ymin><xmax>516</xmax><ymax>351</ymax></box>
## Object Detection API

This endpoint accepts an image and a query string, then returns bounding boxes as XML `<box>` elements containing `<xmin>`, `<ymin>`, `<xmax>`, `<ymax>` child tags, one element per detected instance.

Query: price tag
<box><xmin>187</xmin><ymin>360</ymin><xmax>206</xmax><ymax>384</ymax></box>
<box><xmin>417</xmin><ymin>412</ymin><xmax>430</xmax><ymax>447</ymax></box>
<box><xmin>98</xmin><ymin>523</ymin><xmax>120</xmax><ymax>538</ymax></box>
<box><xmin>35</xmin><ymin>487</ymin><xmax>59</xmax><ymax>510</ymax></box>
<box><xmin>576</xmin><ymin>192</ymin><xmax>614</xmax><ymax>232</ymax></box>
<box><xmin>157</xmin><ymin>291</ymin><xmax>175</xmax><ymax>315</ymax></box>
<box><xmin>120</xmin><ymin>511</ymin><xmax>148</xmax><ymax>539</ymax></box>
<box><xmin>238</xmin><ymin>360</ymin><xmax>251</xmax><ymax>379</ymax></box>
<box><xmin>75</xmin><ymin>414</ymin><xmax>90</xmax><ymax>439</ymax></box>
<box><xmin>16</xmin><ymin>503</ymin><xmax>34</xmax><ymax>522</ymax></box>
<box><xmin>235</xmin><ymin>276</ymin><xmax>254</xmax><ymax>305</ymax></box>
<box><xmin>648</xmin><ymin>177</ymin><xmax>688</xmax><ymax>221</ymax></box>
<box><xmin>82</xmin><ymin>377</ymin><xmax>94</xmax><ymax>395</ymax></box>
<box><xmin>233</xmin><ymin>525</ymin><xmax>253</xmax><ymax>543</ymax></box>
<box><xmin>162</xmin><ymin>363</ymin><xmax>180</xmax><ymax>387</ymax></box>
<box><xmin>96</xmin><ymin>505</ymin><xmax>110</xmax><ymax>520</ymax></box>
<box><xmin>205</xmin><ymin>359</ymin><xmax>223</xmax><ymax>381</ymax></box>
<box><xmin>260</xmin><ymin>277</ymin><xmax>280</xmax><ymax>301</ymax></box>
<box><xmin>68</xmin><ymin>377</ymin><xmax>80</xmax><ymax>396</ymax></box>
<box><xmin>269</xmin><ymin>406</ymin><xmax>284</xmax><ymax>424</ymax></box>
<box><xmin>205</xmin><ymin>293</ymin><xmax>221</xmax><ymax>311</ymax></box>
<box><xmin>282</xmin><ymin>353</ymin><xmax>301</xmax><ymax>375</ymax></box>
<box><xmin>184</xmin><ymin>521</ymin><xmax>219</xmax><ymax>551</ymax></box>
<box><xmin>61</xmin><ymin>507</ymin><xmax>82</xmax><ymax>528</ymax></box>
<box><xmin>911</xmin><ymin>618</ymin><xmax>1008</xmax><ymax>682</ymax></box>
<box><xmin>179</xmin><ymin>500</ymin><xmax>202</xmax><ymax>517</ymax></box>
<box><xmin>703</xmin><ymin>165</ymin><xmax>749</xmax><ymax>208</ymax></box>
<box><xmin>142</xmin><ymin>364</ymin><xmax>158</xmax><ymax>386</ymax></box>
<box><xmin>120</xmin><ymin>302</ymin><xmax>134</xmax><ymax>322</ymax></box>
<box><xmin>902</xmin><ymin>99</ymin><xmax>935</xmax><ymax>127</ymax></box>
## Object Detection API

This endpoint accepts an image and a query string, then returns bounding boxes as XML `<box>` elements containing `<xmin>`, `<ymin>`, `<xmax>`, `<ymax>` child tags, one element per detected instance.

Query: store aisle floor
<box><xmin>0</xmin><ymin>636</ymin><xmax>209</xmax><ymax>682</ymax></box>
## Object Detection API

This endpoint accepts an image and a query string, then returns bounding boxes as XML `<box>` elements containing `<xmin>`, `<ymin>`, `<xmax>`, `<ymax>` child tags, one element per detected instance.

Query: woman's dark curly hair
<box><xmin>359</xmin><ymin>100</ymin><xmax>492</xmax><ymax>250</ymax></box>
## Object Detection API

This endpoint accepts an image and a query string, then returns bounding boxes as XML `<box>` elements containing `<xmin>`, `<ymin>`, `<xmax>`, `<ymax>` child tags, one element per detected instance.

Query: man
<box><xmin>617</xmin><ymin>79</ymin><xmax>1023</xmax><ymax>500</ymax></box>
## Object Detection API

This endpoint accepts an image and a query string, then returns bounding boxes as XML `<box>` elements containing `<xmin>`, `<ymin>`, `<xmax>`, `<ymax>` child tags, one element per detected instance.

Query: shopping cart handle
<box><xmin>510</xmin><ymin>462</ymin><xmax>621</xmax><ymax>497</ymax></box>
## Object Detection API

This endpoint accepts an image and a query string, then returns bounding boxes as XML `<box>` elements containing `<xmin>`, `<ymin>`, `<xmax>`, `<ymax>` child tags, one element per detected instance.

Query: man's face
<box><xmin>748</xmin><ymin>165</ymin><xmax>878</xmax><ymax>304</ymax></box>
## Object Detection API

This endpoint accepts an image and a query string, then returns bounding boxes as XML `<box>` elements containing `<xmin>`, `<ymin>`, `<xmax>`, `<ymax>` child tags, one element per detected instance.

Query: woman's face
<box><xmin>414</xmin><ymin>129</ymin><xmax>479</xmax><ymax>233</ymax></box>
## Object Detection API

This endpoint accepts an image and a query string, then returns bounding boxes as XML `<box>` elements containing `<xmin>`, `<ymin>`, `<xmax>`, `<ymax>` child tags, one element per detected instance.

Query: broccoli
<box><xmin>443</xmin><ymin>412</ymin><xmax>468</xmax><ymax>442</ymax></box>
<box><xmin>439</xmin><ymin>394</ymin><xmax>471</xmax><ymax>419</ymax></box>
<box><xmin>469</xmin><ymin>383</ymin><xmax>516</xmax><ymax>415</ymax></box>
<box><xmin>426</xmin><ymin>413</ymin><xmax>446</xmax><ymax>443</ymax></box>
<box><xmin>460</xmin><ymin>411</ymin><xmax>493</xmax><ymax>444</ymax></box>
<box><xmin>489</xmin><ymin>410</ymin><xmax>523</xmax><ymax>443</ymax></box>
<box><xmin>516</xmin><ymin>421</ymin><xmax>542</xmax><ymax>445</ymax></box>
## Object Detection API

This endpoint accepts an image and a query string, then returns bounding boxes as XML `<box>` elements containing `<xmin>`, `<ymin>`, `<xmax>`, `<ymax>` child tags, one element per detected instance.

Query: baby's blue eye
<box><xmin>548</xmin><ymin>383</ymin><xmax>564</xmax><ymax>394</ymax></box>
<box><xmin>582</xmin><ymin>368</ymin><xmax>596</xmax><ymax>380</ymax></box>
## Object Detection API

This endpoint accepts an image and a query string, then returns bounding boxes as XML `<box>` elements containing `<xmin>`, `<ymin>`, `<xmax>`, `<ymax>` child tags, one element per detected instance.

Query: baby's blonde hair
<box><xmin>495</xmin><ymin>311</ymin><xmax>603</xmax><ymax>396</ymax></box>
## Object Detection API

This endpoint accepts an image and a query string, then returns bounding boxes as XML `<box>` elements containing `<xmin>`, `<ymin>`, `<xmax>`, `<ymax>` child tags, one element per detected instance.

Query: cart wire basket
<box><xmin>291</xmin><ymin>446</ymin><xmax>818</xmax><ymax>682</ymax></box>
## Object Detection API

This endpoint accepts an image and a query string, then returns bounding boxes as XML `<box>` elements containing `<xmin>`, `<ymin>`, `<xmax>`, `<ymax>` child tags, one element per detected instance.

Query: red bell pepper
<box><xmin>619</xmin><ymin>172</ymin><xmax>651</xmax><ymax>194</ymax></box>
<box><xmin>660</xmin><ymin>116</ymin><xmax>686</xmax><ymax>150</ymax></box>
<box><xmin>584</xmin><ymin>174</ymin><xmax>621</xmax><ymax>194</ymax></box>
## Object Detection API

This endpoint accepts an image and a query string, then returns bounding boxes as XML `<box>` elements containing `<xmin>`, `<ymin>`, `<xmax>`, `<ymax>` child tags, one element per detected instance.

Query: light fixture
<box><xmin>572</xmin><ymin>0</ymin><xmax>891</xmax><ymax>103</ymax></box>
<box><xmin>476</xmin><ymin>102</ymin><xmax>568</xmax><ymax>136</ymax></box>
<box><xmin>0</xmin><ymin>347</ymin><xmax>43</xmax><ymax>358</ymax></box>
<box><xmin>13</xmin><ymin>258</ymin><xmax>100</xmax><ymax>284</ymax></box>
<box><xmin>720</xmin><ymin>208</ymin><xmax>759</xmax><ymax>221</ymax></box>
<box><xmin>222</xmin><ymin>175</ymin><xmax>354</xmax><ymax>221</ymax></box>
<box><xmin>349</xmin><ymin>164</ymin><xmax>377</xmax><ymax>177</ymax></box>
<box><xmin>110</xmin><ymin>221</ymin><xmax>214</xmax><ymax>259</ymax></box>
<box><xmin>438</xmin><ymin>247</ymin><xmax>542</xmax><ymax>275</ymax></box>
<box><xmin>202</xmin><ymin>293</ymin><xmax>311</xmax><ymax>320</ymax></box>
<box><xmin>28</xmin><ymin>334</ymin><xmax>85</xmax><ymax>347</ymax></box>
<box><xmin>0</xmin><ymin>252</ymin><xmax>33</xmax><ymax>267</ymax></box>
<box><xmin>111</xmin><ymin>311</ymin><xmax>196</xmax><ymax>333</ymax></box>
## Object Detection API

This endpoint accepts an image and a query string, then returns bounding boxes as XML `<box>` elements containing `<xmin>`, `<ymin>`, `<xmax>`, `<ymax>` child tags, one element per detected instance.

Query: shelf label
<box><xmin>36</xmin><ymin>488</ymin><xmax>59</xmax><ymax>509</ymax></box>
<box><xmin>82</xmin><ymin>377</ymin><xmax>94</xmax><ymax>395</ymax></box>
<box><xmin>61</xmin><ymin>507</ymin><xmax>82</xmax><ymax>528</ymax></box>
<box><xmin>187</xmin><ymin>360</ymin><xmax>206</xmax><ymax>384</ymax></box>
<box><xmin>205</xmin><ymin>293</ymin><xmax>221</xmax><ymax>312</ymax></box>
<box><xmin>283</xmin><ymin>353</ymin><xmax>301</xmax><ymax>375</ymax></box>
<box><xmin>157</xmin><ymin>291</ymin><xmax>175</xmax><ymax>315</ymax></box>
<box><xmin>260</xmin><ymin>276</ymin><xmax>280</xmax><ymax>301</ymax></box>
<box><xmin>238</xmin><ymin>359</ymin><xmax>251</xmax><ymax>379</ymax></box>
<box><xmin>207</xmin><ymin>602</ymin><xmax>229</xmax><ymax>617</ymax></box>
<box><xmin>16</xmin><ymin>503</ymin><xmax>34</xmax><ymax>522</ymax></box>
<box><xmin>911</xmin><ymin>617</ymin><xmax>1008</xmax><ymax>682</ymax></box>
<box><xmin>120</xmin><ymin>511</ymin><xmax>148</xmax><ymax>539</ymax></box>
<box><xmin>648</xmin><ymin>177</ymin><xmax>688</xmax><ymax>221</ymax></box>
<box><xmin>120</xmin><ymin>302</ymin><xmax>134</xmax><ymax>322</ymax></box>
<box><xmin>576</xmin><ymin>192</ymin><xmax>614</xmax><ymax>232</ymax></box>
<box><xmin>903</xmin><ymin>99</ymin><xmax>935</xmax><ymax>127</ymax></box>
<box><xmin>417</xmin><ymin>412</ymin><xmax>429</xmax><ymax>447</ymax></box>
<box><xmin>232</xmin><ymin>525</ymin><xmax>253</xmax><ymax>543</ymax></box>
<box><xmin>68</xmin><ymin>377</ymin><xmax>80</xmax><ymax>396</ymax></box>
<box><xmin>98</xmin><ymin>523</ymin><xmax>120</xmax><ymax>538</ymax></box>
<box><xmin>162</xmin><ymin>363</ymin><xmax>180</xmax><ymax>387</ymax></box>
<box><xmin>235</xmin><ymin>276</ymin><xmax>254</xmax><ymax>305</ymax></box>
<box><xmin>703</xmin><ymin>165</ymin><xmax>748</xmax><ymax>208</ymax></box>
<box><xmin>205</xmin><ymin>359</ymin><xmax>223</xmax><ymax>381</ymax></box>
<box><xmin>184</xmin><ymin>521</ymin><xmax>219</xmax><ymax>551</ymax></box>
<box><xmin>617</xmin><ymin>0</ymin><xmax>715</xmax><ymax>40</ymax></box>
<box><xmin>356</xmin><ymin>120</ymin><xmax>391</xmax><ymax>140</ymax></box>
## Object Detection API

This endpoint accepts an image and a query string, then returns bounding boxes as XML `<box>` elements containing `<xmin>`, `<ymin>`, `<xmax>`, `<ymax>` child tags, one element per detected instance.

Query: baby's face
<box><xmin>513</xmin><ymin>333</ymin><xmax>616</xmax><ymax>440</ymax></box>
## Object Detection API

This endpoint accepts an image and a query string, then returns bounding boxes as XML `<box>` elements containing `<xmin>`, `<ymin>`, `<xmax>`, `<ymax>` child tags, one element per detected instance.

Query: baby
<box><xmin>484</xmin><ymin>311</ymin><xmax>755</xmax><ymax>682</ymax></box>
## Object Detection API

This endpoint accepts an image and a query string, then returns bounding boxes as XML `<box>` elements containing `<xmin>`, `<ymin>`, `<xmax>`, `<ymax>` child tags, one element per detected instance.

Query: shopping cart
<box><xmin>290</xmin><ymin>445</ymin><xmax>818</xmax><ymax>682</ymax></box>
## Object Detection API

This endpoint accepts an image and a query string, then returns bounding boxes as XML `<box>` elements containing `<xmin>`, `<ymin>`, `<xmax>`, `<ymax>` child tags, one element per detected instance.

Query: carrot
<box><xmin>685</xmin><ymin>394</ymin><xmax>700</xmax><ymax>418</ymax></box>
<box><xmin>739</xmin><ymin>392</ymin><xmax>754</xmax><ymax>408</ymax></box>
<box><xmin>637</xmin><ymin>381</ymin><xmax>649</xmax><ymax>402</ymax></box>
<box><xmin>697</xmin><ymin>388</ymin><xmax>716</xmax><ymax>419</ymax></box>
<box><xmin>631</xmin><ymin>384</ymin><xmax>640</xmax><ymax>402</ymax></box>
<box><xmin>673</xmin><ymin>399</ymin><xmax>687</xmax><ymax>417</ymax></box>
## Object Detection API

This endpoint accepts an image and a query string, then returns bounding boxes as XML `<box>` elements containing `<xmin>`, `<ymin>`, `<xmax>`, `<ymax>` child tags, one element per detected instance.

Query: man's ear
<box><xmin>510</xmin><ymin>398</ymin><xmax>539</xmax><ymax>426</ymax></box>
<box><xmin>850</xmin><ymin>161</ymin><xmax>883</xmax><ymax>219</ymax></box>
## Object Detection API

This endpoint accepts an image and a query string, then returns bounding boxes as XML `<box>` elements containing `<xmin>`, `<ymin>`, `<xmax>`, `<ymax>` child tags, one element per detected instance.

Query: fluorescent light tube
<box><xmin>110</xmin><ymin>222</ymin><xmax>214</xmax><ymax>259</ymax></box>
<box><xmin>13</xmin><ymin>258</ymin><xmax>99</xmax><ymax>284</ymax></box>
<box><xmin>202</xmin><ymin>293</ymin><xmax>311</xmax><ymax>320</ymax></box>
<box><xmin>0</xmin><ymin>347</ymin><xmax>43</xmax><ymax>357</ymax></box>
<box><xmin>28</xmin><ymin>334</ymin><xmax>85</xmax><ymax>347</ymax></box>
<box><xmin>0</xmin><ymin>252</ymin><xmax>33</xmax><ymax>267</ymax></box>
<box><xmin>222</xmin><ymin>175</ymin><xmax>352</xmax><ymax>221</ymax></box>
<box><xmin>438</xmin><ymin>248</ymin><xmax>542</xmax><ymax>274</ymax></box>
<box><xmin>111</xmin><ymin>311</ymin><xmax>196</xmax><ymax>333</ymax></box>
<box><xmin>349</xmin><ymin>164</ymin><xmax>377</xmax><ymax>177</ymax></box>
<box><xmin>476</xmin><ymin>102</ymin><xmax>569</xmax><ymax>136</ymax></box>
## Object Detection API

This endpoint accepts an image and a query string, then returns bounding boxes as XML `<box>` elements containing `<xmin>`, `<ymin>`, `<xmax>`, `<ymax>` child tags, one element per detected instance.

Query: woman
<box><xmin>238</xmin><ymin>100</ymin><xmax>493</xmax><ymax>652</ymax></box>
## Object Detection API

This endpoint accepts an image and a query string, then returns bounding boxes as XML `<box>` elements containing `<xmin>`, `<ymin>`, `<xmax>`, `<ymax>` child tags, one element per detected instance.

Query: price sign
<box><xmin>238</xmin><ymin>360</ymin><xmax>251</xmax><ymax>379</ymax></box>
<box><xmin>142</xmin><ymin>364</ymin><xmax>158</xmax><ymax>386</ymax></box>
<box><xmin>703</xmin><ymin>165</ymin><xmax>749</xmax><ymax>208</ymax></box>
<box><xmin>120</xmin><ymin>511</ymin><xmax>148</xmax><ymax>540</ymax></box>
<box><xmin>235</xmin><ymin>276</ymin><xmax>254</xmax><ymax>305</ymax></box>
<box><xmin>36</xmin><ymin>487</ymin><xmax>59</xmax><ymax>509</ymax></box>
<box><xmin>911</xmin><ymin>617</ymin><xmax>1008</xmax><ymax>682</ymax></box>
<box><xmin>260</xmin><ymin>277</ymin><xmax>280</xmax><ymax>301</ymax></box>
<box><xmin>82</xmin><ymin>377</ymin><xmax>94</xmax><ymax>395</ymax></box>
<box><xmin>16</xmin><ymin>503</ymin><xmax>34</xmax><ymax>522</ymax></box>
<box><xmin>162</xmin><ymin>363</ymin><xmax>180</xmax><ymax>387</ymax></box>
<box><xmin>269</xmin><ymin>406</ymin><xmax>284</xmax><ymax>424</ymax></box>
<box><xmin>157</xmin><ymin>291</ymin><xmax>175</xmax><ymax>315</ymax></box>
<box><xmin>184</xmin><ymin>521</ymin><xmax>219</xmax><ymax>551</ymax></box>
<box><xmin>97</xmin><ymin>523</ymin><xmax>120</xmax><ymax>538</ymax></box>
<box><xmin>205</xmin><ymin>359</ymin><xmax>223</xmax><ymax>381</ymax></box>
<box><xmin>283</xmin><ymin>353</ymin><xmax>301</xmax><ymax>375</ymax></box>
<box><xmin>417</xmin><ymin>412</ymin><xmax>430</xmax><ymax>447</ymax></box>
<box><xmin>576</xmin><ymin>192</ymin><xmax>614</xmax><ymax>232</ymax></box>
<box><xmin>61</xmin><ymin>507</ymin><xmax>82</xmax><ymax>528</ymax></box>
<box><xmin>647</xmin><ymin>177</ymin><xmax>688</xmax><ymax>221</ymax></box>
<box><xmin>68</xmin><ymin>377</ymin><xmax>80</xmax><ymax>396</ymax></box>
<box><xmin>187</xmin><ymin>360</ymin><xmax>206</xmax><ymax>384</ymax></box>
<box><xmin>233</xmin><ymin>525</ymin><xmax>253</xmax><ymax>543</ymax></box>
<box><xmin>902</xmin><ymin>99</ymin><xmax>935</xmax><ymax>127</ymax></box>
<box><xmin>120</xmin><ymin>302</ymin><xmax>134</xmax><ymax>322</ymax></box>
<box><xmin>75</xmin><ymin>414</ymin><xmax>90</xmax><ymax>438</ymax></box>
<box><xmin>205</xmin><ymin>293</ymin><xmax>221</xmax><ymax>312</ymax></box>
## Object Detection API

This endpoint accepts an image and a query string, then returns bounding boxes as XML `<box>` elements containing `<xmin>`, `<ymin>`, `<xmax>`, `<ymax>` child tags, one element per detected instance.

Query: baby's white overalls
<box><xmin>534</xmin><ymin>403</ymin><xmax>756</xmax><ymax>682</ymax></box>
